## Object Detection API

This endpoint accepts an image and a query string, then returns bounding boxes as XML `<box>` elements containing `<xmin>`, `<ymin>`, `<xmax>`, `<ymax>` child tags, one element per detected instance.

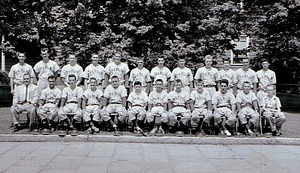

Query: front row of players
<box><xmin>11</xmin><ymin>73</ymin><xmax>286</xmax><ymax>136</ymax></box>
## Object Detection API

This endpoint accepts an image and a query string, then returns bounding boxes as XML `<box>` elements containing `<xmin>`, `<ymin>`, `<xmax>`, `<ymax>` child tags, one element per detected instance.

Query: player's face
<box><xmin>155</xmin><ymin>81</ymin><xmax>163</xmax><ymax>91</ymax></box>
<box><xmin>205</xmin><ymin>59</ymin><xmax>212</xmax><ymax>67</ymax></box>
<box><xmin>243</xmin><ymin>83</ymin><xmax>251</xmax><ymax>94</ymax></box>
<box><xmin>178</xmin><ymin>59</ymin><xmax>186</xmax><ymax>68</ymax></box>
<box><xmin>134</xmin><ymin>84</ymin><xmax>142</xmax><ymax>92</ymax></box>
<box><xmin>48</xmin><ymin>78</ymin><xmax>55</xmax><ymax>89</ymax></box>
<box><xmin>113</xmin><ymin>54</ymin><xmax>121</xmax><ymax>64</ymax></box>
<box><xmin>266</xmin><ymin>87</ymin><xmax>274</xmax><ymax>97</ymax></box>
<box><xmin>111</xmin><ymin>78</ymin><xmax>119</xmax><ymax>88</ymax></box>
<box><xmin>158</xmin><ymin>58</ymin><xmax>164</xmax><ymax>67</ymax></box>
<box><xmin>23</xmin><ymin>75</ymin><xmax>30</xmax><ymax>85</ymax></box>
<box><xmin>223</xmin><ymin>61</ymin><xmax>230</xmax><ymax>70</ymax></box>
<box><xmin>69</xmin><ymin>55</ymin><xmax>76</xmax><ymax>65</ymax></box>
<box><xmin>91</xmin><ymin>55</ymin><xmax>99</xmax><ymax>65</ymax></box>
<box><xmin>68</xmin><ymin>77</ymin><xmax>76</xmax><ymax>85</ymax></box>
<box><xmin>137</xmin><ymin>60</ymin><xmax>144</xmax><ymax>68</ymax></box>
<box><xmin>196</xmin><ymin>82</ymin><xmax>204</xmax><ymax>92</ymax></box>
<box><xmin>41</xmin><ymin>51</ymin><xmax>49</xmax><ymax>60</ymax></box>
<box><xmin>220</xmin><ymin>83</ymin><xmax>228</xmax><ymax>93</ymax></box>
<box><xmin>262</xmin><ymin>62</ymin><xmax>269</xmax><ymax>69</ymax></box>
<box><xmin>18</xmin><ymin>53</ymin><xmax>26</xmax><ymax>63</ymax></box>
<box><xmin>242</xmin><ymin>59</ymin><xmax>249</xmax><ymax>68</ymax></box>
<box><xmin>175</xmin><ymin>82</ymin><xmax>182</xmax><ymax>91</ymax></box>
<box><xmin>90</xmin><ymin>79</ymin><xmax>97</xmax><ymax>89</ymax></box>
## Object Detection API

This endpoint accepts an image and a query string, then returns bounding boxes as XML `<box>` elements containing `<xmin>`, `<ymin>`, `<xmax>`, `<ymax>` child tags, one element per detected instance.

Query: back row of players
<box><xmin>9</xmin><ymin>48</ymin><xmax>285</xmax><ymax>136</ymax></box>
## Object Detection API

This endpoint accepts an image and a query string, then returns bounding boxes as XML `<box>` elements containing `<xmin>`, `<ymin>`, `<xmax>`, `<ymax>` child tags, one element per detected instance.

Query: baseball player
<box><xmin>194</xmin><ymin>55</ymin><xmax>218</xmax><ymax>98</ymax></box>
<box><xmin>58</xmin><ymin>74</ymin><xmax>83</xmax><ymax>131</ymax></box>
<box><xmin>11</xmin><ymin>73</ymin><xmax>39</xmax><ymax>132</ymax></box>
<box><xmin>216</xmin><ymin>59</ymin><xmax>237</xmax><ymax>94</ymax></box>
<box><xmin>83</xmin><ymin>54</ymin><xmax>105</xmax><ymax>91</ymax></box>
<box><xmin>212</xmin><ymin>79</ymin><xmax>236</xmax><ymax>137</ymax></box>
<box><xmin>37</xmin><ymin>75</ymin><xmax>61</xmax><ymax>132</ymax></box>
<box><xmin>236</xmin><ymin>81</ymin><xmax>259</xmax><ymax>135</ymax></box>
<box><xmin>190</xmin><ymin>79</ymin><xmax>213</xmax><ymax>134</ymax></box>
<box><xmin>170</xmin><ymin>58</ymin><xmax>193</xmax><ymax>93</ymax></box>
<box><xmin>82</xmin><ymin>77</ymin><xmax>104</xmax><ymax>134</ymax></box>
<box><xmin>236</xmin><ymin>58</ymin><xmax>258</xmax><ymax>94</ymax></box>
<box><xmin>129</xmin><ymin>58</ymin><xmax>151</xmax><ymax>94</ymax></box>
<box><xmin>101</xmin><ymin>76</ymin><xmax>127</xmax><ymax>128</ymax></box>
<box><xmin>104</xmin><ymin>52</ymin><xmax>130</xmax><ymax>88</ymax></box>
<box><xmin>150</xmin><ymin>56</ymin><xmax>172</xmax><ymax>92</ymax></box>
<box><xmin>168</xmin><ymin>79</ymin><xmax>191</xmax><ymax>136</ymax></box>
<box><xmin>60</xmin><ymin>54</ymin><xmax>84</xmax><ymax>87</ymax></box>
<box><xmin>127</xmin><ymin>81</ymin><xmax>148</xmax><ymax>132</ymax></box>
<box><xmin>34</xmin><ymin>48</ymin><xmax>60</xmax><ymax>92</ymax></box>
<box><xmin>8</xmin><ymin>52</ymin><xmax>35</xmax><ymax>94</ymax></box>
<box><xmin>261</xmin><ymin>85</ymin><xmax>286</xmax><ymax>136</ymax></box>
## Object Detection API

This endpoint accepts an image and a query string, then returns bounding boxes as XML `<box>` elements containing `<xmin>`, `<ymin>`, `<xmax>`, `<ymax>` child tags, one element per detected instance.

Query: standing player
<box><xmin>146</xmin><ymin>79</ymin><xmax>168</xmax><ymax>135</ymax></box>
<box><xmin>83</xmin><ymin>54</ymin><xmax>105</xmax><ymax>91</ymax></box>
<box><xmin>236</xmin><ymin>58</ymin><xmax>258</xmax><ymax>94</ymax></box>
<box><xmin>170</xmin><ymin>58</ymin><xmax>193</xmax><ymax>93</ymax></box>
<box><xmin>194</xmin><ymin>55</ymin><xmax>218</xmax><ymax>98</ymax></box>
<box><xmin>11</xmin><ymin>73</ymin><xmax>39</xmax><ymax>132</ymax></box>
<box><xmin>212</xmin><ymin>79</ymin><xmax>236</xmax><ymax>137</ymax></box>
<box><xmin>190</xmin><ymin>79</ymin><xmax>213</xmax><ymax>134</ymax></box>
<box><xmin>129</xmin><ymin>58</ymin><xmax>151</xmax><ymax>94</ymax></box>
<box><xmin>261</xmin><ymin>85</ymin><xmax>286</xmax><ymax>136</ymax></box>
<box><xmin>150</xmin><ymin>56</ymin><xmax>172</xmax><ymax>92</ymax></box>
<box><xmin>168</xmin><ymin>79</ymin><xmax>191</xmax><ymax>136</ymax></box>
<box><xmin>127</xmin><ymin>81</ymin><xmax>148</xmax><ymax>132</ymax></box>
<box><xmin>104</xmin><ymin>52</ymin><xmax>130</xmax><ymax>88</ymax></box>
<box><xmin>37</xmin><ymin>75</ymin><xmax>61</xmax><ymax>132</ymax></box>
<box><xmin>34</xmin><ymin>48</ymin><xmax>60</xmax><ymax>92</ymax></box>
<box><xmin>8</xmin><ymin>52</ymin><xmax>35</xmax><ymax>94</ymax></box>
<box><xmin>236</xmin><ymin>81</ymin><xmax>259</xmax><ymax>135</ymax></box>
<box><xmin>58</xmin><ymin>74</ymin><xmax>83</xmax><ymax>132</ymax></box>
<box><xmin>216</xmin><ymin>59</ymin><xmax>237</xmax><ymax>94</ymax></box>
<box><xmin>60</xmin><ymin>54</ymin><xmax>83</xmax><ymax>86</ymax></box>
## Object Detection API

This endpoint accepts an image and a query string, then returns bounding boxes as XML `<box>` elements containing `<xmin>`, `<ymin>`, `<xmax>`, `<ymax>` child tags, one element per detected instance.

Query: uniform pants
<box><xmin>128</xmin><ymin>106</ymin><xmax>147</xmax><ymax>122</ymax></box>
<box><xmin>37</xmin><ymin>103</ymin><xmax>58</xmax><ymax>122</ymax></box>
<box><xmin>263</xmin><ymin>110</ymin><xmax>286</xmax><ymax>131</ymax></box>
<box><xmin>191</xmin><ymin>108</ymin><xmax>213</xmax><ymax>127</ymax></box>
<box><xmin>83</xmin><ymin>105</ymin><xmax>102</xmax><ymax>122</ymax></box>
<box><xmin>238</xmin><ymin>107</ymin><xmax>259</xmax><ymax>126</ymax></box>
<box><xmin>58</xmin><ymin>103</ymin><xmax>82</xmax><ymax>121</ymax></box>
<box><xmin>168</xmin><ymin>107</ymin><xmax>190</xmax><ymax>126</ymax></box>
<box><xmin>146</xmin><ymin>106</ymin><xmax>168</xmax><ymax>123</ymax></box>
<box><xmin>213</xmin><ymin>107</ymin><xmax>236</xmax><ymax>126</ymax></box>
<box><xmin>101</xmin><ymin>104</ymin><xmax>127</xmax><ymax>123</ymax></box>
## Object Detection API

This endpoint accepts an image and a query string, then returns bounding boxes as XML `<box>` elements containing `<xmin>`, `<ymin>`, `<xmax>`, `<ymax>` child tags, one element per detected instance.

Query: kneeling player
<box><xmin>146</xmin><ymin>79</ymin><xmax>168</xmax><ymax>134</ymax></box>
<box><xmin>190</xmin><ymin>79</ymin><xmax>213</xmax><ymax>135</ymax></box>
<box><xmin>168</xmin><ymin>79</ymin><xmax>191</xmax><ymax>136</ymax></box>
<box><xmin>212</xmin><ymin>79</ymin><xmax>236</xmax><ymax>137</ymax></box>
<box><xmin>262</xmin><ymin>85</ymin><xmax>286</xmax><ymax>136</ymax></box>
<box><xmin>236</xmin><ymin>81</ymin><xmax>259</xmax><ymax>135</ymax></box>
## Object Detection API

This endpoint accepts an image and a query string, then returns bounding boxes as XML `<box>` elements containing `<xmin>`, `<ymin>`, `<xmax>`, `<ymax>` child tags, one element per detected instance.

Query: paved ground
<box><xmin>0</xmin><ymin>142</ymin><xmax>299</xmax><ymax>173</ymax></box>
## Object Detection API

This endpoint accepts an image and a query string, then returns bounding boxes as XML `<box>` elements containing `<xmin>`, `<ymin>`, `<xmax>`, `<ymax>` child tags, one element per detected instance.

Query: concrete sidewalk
<box><xmin>0</xmin><ymin>142</ymin><xmax>300</xmax><ymax>173</ymax></box>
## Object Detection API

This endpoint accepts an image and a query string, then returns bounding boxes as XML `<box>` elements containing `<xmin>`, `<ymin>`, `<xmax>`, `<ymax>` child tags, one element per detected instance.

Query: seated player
<box><xmin>261</xmin><ymin>85</ymin><xmax>286</xmax><ymax>136</ymax></box>
<box><xmin>11</xmin><ymin>73</ymin><xmax>39</xmax><ymax>132</ymax></box>
<box><xmin>58</xmin><ymin>74</ymin><xmax>83</xmax><ymax>131</ymax></box>
<box><xmin>150</xmin><ymin>56</ymin><xmax>171</xmax><ymax>92</ymax></box>
<box><xmin>190</xmin><ymin>79</ymin><xmax>213</xmax><ymax>135</ymax></box>
<box><xmin>82</xmin><ymin>77</ymin><xmax>104</xmax><ymax>134</ymax></box>
<box><xmin>83</xmin><ymin>54</ymin><xmax>105</xmax><ymax>91</ymax></box>
<box><xmin>127</xmin><ymin>81</ymin><xmax>148</xmax><ymax>133</ymax></box>
<box><xmin>212</xmin><ymin>79</ymin><xmax>236</xmax><ymax>137</ymax></box>
<box><xmin>146</xmin><ymin>79</ymin><xmax>168</xmax><ymax>135</ymax></box>
<box><xmin>168</xmin><ymin>79</ymin><xmax>191</xmax><ymax>136</ymax></box>
<box><xmin>37</xmin><ymin>75</ymin><xmax>61</xmax><ymax>132</ymax></box>
<box><xmin>236</xmin><ymin>81</ymin><xmax>259</xmax><ymax>135</ymax></box>
<box><xmin>101</xmin><ymin>76</ymin><xmax>127</xmax><ymax>129</ymax></box>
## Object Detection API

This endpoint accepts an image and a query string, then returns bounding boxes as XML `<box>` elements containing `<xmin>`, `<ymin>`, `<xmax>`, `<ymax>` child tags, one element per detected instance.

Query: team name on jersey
<box><xmin>14</xmin><ymin>69</ymin><xmax>31</xmax><ymax>76</ymax></box>
<box><xmin>153</xmin><ymin>71</ymin><xmax>168</xmax><ymax>76</ymax></box>
<box><xmin>65</xmin><ymin>68</ymin><xmax>81</xmax><ymax>74</ymax></box>
<box><xmin>174</xmin><ymin>72</ymin><xmax>190</xmax><ymax>78</ymax></box>
<box><xmin>88</xmin><ymin>69</ymin><xmax>104</xmax><ymax>75</ymax></box>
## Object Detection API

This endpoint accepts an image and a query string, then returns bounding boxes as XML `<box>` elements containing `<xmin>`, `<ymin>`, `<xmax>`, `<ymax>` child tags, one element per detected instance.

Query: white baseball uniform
<box><xmin>82</xmin><ymin>89</ymin><xmax>104</xmax><ymax>122</ymax></box>
<box><xmin>150</xmin><ymin>66</ymin><xmax>171</xmax><ymax>89</ymax></box>
<box><xmin>170</xmin><ymin>67</ymin><xmax>193</xmax><ymax>93</ymax></box>
<box><xmin>58</xmin><ymin>86</ymin><xmax>83</xmax><ymax>121</ymax></box>
<box><xmin>146</xmin><ymin>90</ymin><xmax>168</xmax><ymax>123</ymax></box>
<box><xmin>37</xmin><ymin>87</ymin><xmax>61</xmax><ymax>122</ymax></box>
<box><xmin>236</xmin><ymin>68</ymin><xmax>258</xmax><ymax>92</ymax></box>
<box><xmin>83</xmin><ymin>64</ymin><xmax>105</xmax><ymax>89</ymax></box>
<box><xmin>194</xmin><ymin>67</ymin><xmax>218</xmax><ymax>97</ymax></box>
<box><xmin>105</xmin><ymin>62</ymin><xmax>129</xmax><ymax>85</ymax></box>
<box><xmin>60</xmin><ymin>64</ymin><xmax>84</xmax><ymax>84</ymax></box>
<box><xmin>168</xmin><ymin>90</ymin><xmax>190</xmax><ymax>126</ymax></box>
<box><xmin>127</xmin><ymin>91</ymin><xmax>148</xmax><ymax>121</ymax></box>
<box><xmin>216</xmin><ymin>69</ymin><xmax>237</xmax><ymax>93</ymax></box>
<box><xmin>256</xmin><ymin>69</ymin><xmax>276</xmax><ymax>90</ymax></box>
<box><xmin>101</xmin><ymin>85</ymin><xmax>127</xmax><ymax>122</ymax></box>
<box><xmin>190</xmin><ymin>89</ymin><xmax>212</xmax><ymax>127</ymax></box>
<box><xmin>129</xmin><ymin>67</ymin><xmax>151</xmax><ymax>91</ymax></box>
<box><xmin>34</xmin><ymin>60</ymin><xmax>60</xmax><ymax>91</ymax></box>
<box><xmin>212</xmin><ymin>91</ymin><xmax>236</xmax><ymax>126</ymax></box>
<box><xmin>8</xmin><ymin>63</ymin><xmax>35</xmax><ymax>87</ymax></box>
<box><xmin>236</xmin><ymin>91</ymin><xmax>259</xmax><ymax>126</ymax></box>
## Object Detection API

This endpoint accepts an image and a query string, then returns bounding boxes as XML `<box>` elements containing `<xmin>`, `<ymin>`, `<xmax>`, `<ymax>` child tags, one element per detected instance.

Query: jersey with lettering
<box><xmin>236</xmin><ymin>91</ymin><xmax>257</xmax><ymax>107</ymax></box>
<box><xmin>83</xmin><ymin>64</ymin><xmax>105</xmax><ymax>84</ymax></box>
<box><xmin>60</xmin><ymin>64</ymin><xmax>84</xmax><ymax>83</ymax></box>
<box><xmin>256</xmin><ymin>69</ymin><xmax>276</xmax><ymax>89</ymax></box>
<box><xmin>8</xmin><ymin>63</ymin><xmax>35</xmax><ymax>83</ymax></box>
<box><xmin>262</xmin><ymin>96</ymin><xmax>281</xmax><ymax>110</ymax></box>
<box><xmin>194</xmin><ymin>67</ymin><xmax>218</xmax><ymax>85</ymax></box>
<box><xmin>170</xmin><ymin>67</ymin><xmax>193</xmax><ymax>86</ymax></box>
<box><xmin>103</xmin><ymin>85</ymin><xmax>127</xmax><ymax>103</ymax></box>
<box><xmin>236</xmin><ymin>68</ymin><xmax>258</xmax><ymax>89</ymax></box>
<box><xmin>129</xmin><ymin>67</ymin><xmax>151</xmax><ymax>86</ymax></box>
<box><xmin>148</xmin><ymin>90</ymin><xmax>168</xmax><ymax>106</ymax></box>
<box><xmin>105</xmin><ymin>62</ymin><xmax>129</xmax><ymax>84</ymax></box>
<box><xmin>216</xmin><ymin>69</ymin><xmax>237</xmax><ymax>87</ymax></box>
<box><xmin>150</xmin><ymin>66</ymin><xmax>171</xmax><ymax>86</ymax></box>
<box><xmin>61</xmin><ymin>86</ymin><xmax>83</xmax><ymax>103</ymax></box>
<box><xmin>83</xmin><ymin>89</ymin><xmax>103</xmax><ymax>105</ymax></box>
<box><xmin>34</xmin><ymin>60</ymin><xmax>60</xmax><ymax>80</ymax></box>
<box><xmin>40</xmin><ymin>87</ymin><xmax>61</xmax><ymax>103</ymax></box>
<box><xmin>168</xmin><ymin>90</ymin><xmax>189</xmax><ymax>106</ymax></box>
<box><xmin>212</xmin><ymin>91</ymin><xmax>236</xmax><ymax>108</ymax></box>
<box><xmin>127</xmin><ymin>91</ymin><xmax>148</xmax><ymax>107</ymax></box>
<box><xmin>190</xmin><ymin>89</ymin><xmax>211</xmax><ymax>109</ymax></box>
